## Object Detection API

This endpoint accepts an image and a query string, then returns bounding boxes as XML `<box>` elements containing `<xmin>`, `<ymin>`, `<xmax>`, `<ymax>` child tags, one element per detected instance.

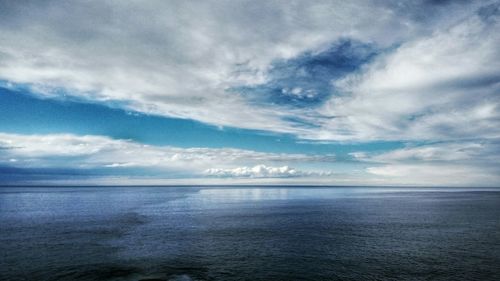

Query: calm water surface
<box><xmin>0</xmin><ymin>186</ymin><xmax>499</xmax><ymax>281</ymax></box>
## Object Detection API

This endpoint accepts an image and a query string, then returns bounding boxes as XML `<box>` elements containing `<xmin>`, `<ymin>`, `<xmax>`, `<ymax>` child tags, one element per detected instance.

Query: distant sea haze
<box><xmin>1</xmin><ymin>186</ymin><xmax>499</xmax><ymax>281</ymax></box>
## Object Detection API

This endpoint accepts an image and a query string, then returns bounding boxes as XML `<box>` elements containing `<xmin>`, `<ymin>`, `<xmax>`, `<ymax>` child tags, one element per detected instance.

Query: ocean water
<box><xmin>0</xmin><ymin>186</ymin><xmax>499</xmax><ymax>281</ymax></box>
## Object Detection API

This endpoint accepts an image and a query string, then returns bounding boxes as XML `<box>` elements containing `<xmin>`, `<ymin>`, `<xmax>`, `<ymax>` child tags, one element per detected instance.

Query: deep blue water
<box><xmin>0</xmin><ymin>186</ymin><xmax>499</xmax><ymax>281</ymax></box>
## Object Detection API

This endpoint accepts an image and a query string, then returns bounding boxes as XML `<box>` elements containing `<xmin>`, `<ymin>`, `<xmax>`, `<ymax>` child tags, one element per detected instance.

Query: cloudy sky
<box><xmin>0</xmin><ymin>0</ymin><xmax>499</xmax><ymax>186</ymax></box>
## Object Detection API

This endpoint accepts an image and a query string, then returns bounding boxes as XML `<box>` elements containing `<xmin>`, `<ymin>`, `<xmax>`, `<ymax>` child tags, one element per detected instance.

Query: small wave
<box><xmin>167</xmin><ymin>274</ymin><xmax>194</xmax><ymax>281</ymax></box>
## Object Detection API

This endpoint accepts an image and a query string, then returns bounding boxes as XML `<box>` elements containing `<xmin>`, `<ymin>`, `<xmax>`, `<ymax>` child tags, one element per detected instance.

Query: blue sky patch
<box><xmin>235</xmin><ymin>39</ymin><xmax>378</xmax><ymax>109</ymax></box>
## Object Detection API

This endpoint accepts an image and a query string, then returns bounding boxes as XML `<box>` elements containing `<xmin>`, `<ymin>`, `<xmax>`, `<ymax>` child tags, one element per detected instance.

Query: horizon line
<box><xmin>1</xmin><ymin>184</ymin><xmax>499</xmax><ymax>189</ymax></box>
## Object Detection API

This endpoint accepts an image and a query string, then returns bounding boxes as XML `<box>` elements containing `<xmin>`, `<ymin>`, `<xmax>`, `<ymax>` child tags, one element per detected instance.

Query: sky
<box><xmin>0</xmin><ymin>0</ymin><xmax>499</xmax><ymax>186</ymax></box>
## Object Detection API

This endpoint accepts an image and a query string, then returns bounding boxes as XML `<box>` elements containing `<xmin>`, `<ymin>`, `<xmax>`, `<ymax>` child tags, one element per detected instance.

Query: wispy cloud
<box><xmin>0</xmin><ymin>1</ymin><xmax>499</xmax><ymax>186</ymax></box>
<box><xmin>317</xmin><ymin>4</ymin><xmax>500</xmax><ymax>141</ymax></box>
<box><xmin>0</xmin><ymin>0</ymin><xmax>491</xmax><ymax>140</ymax></box>
<box><xmin>1</xmin><ymin>133</ymin><xmax>498</xmax><ymax>186</ymax></box>
<box><xmin>351</xmin><ymin>141</ymin><xmax>500</xmax><ymax>186</ymax></box>
<box><xmin>0</xmin><ymin>133</ymin><xmax>335</xmax><ymax>177</ymax></box>
<box><xmin>351</xmin><ymin>142</ymin><xmax>499</xmax><ymax>163</ymax></box>
<box><xmin>365</xmin><ymin>164</ymin><xmax>500</xmax><ymax>187</ymax></box>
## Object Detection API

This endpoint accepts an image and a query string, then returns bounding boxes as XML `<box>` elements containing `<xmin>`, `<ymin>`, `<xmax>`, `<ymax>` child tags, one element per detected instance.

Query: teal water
<box><xmin>1</xmin><ymin>186</ymin><xmax>499</xmax><ymax>280</ymax></box>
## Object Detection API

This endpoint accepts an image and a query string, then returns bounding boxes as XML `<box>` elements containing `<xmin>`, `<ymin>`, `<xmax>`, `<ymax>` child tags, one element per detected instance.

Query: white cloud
<box><xmin>0</xmin><ymin>0</ymin><xmax>487</xmax><ymax>138</ymax></box>
<box><xmin>205</xmin><ymin>165</ymin><xmax>301</xmax><ymax>178</ymax></box>
<box><xmin>317</xmin><ymin>6</ymin><xmax>500</xmax><ymax>141</ymax></box>
<box><xmin>205</xmin><ymin>164</ymin><xmax>335</xmax><ymax>178</ymax></box>
<box><xmin>366</xmin><ymin>164</ymin><xmax>500</xmax><ymax>187</ymax></box>
<box><xmin>1</xmin><ymin>2</ymin><xmax>499</xmax><ymax>186</ymax></box>
<box><xmin>352</xmin><ymin>141</ymin><xmax>500</xmax><ymax>186</ymax></box>
<box><xmin>1</xmin><ymin>133</ymin><xmax>497</xmax><ymax>186</ymax></box>
<box><xmin>0</xmin><ymin>133</ymin><xmax>334</xmax><ymax>175</ymax></box>
<box><xmin>352</xmin><ymin>142</ymin><xmax>499</xmax><ymax>163</ymax></box>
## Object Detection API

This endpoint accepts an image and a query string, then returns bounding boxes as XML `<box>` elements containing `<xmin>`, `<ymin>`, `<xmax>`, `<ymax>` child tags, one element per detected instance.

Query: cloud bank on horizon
<box><xmin>0</xmin><ymin>0</ymin><xmax>499</xmax><ymax>186</ymax></box>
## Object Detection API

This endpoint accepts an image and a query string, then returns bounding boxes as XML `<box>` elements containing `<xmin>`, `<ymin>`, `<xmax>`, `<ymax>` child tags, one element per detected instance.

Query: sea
<box><xmin>0</xmin><ymin>186</ymin><xmax>499</xmax><ymax>281</ymax></box>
